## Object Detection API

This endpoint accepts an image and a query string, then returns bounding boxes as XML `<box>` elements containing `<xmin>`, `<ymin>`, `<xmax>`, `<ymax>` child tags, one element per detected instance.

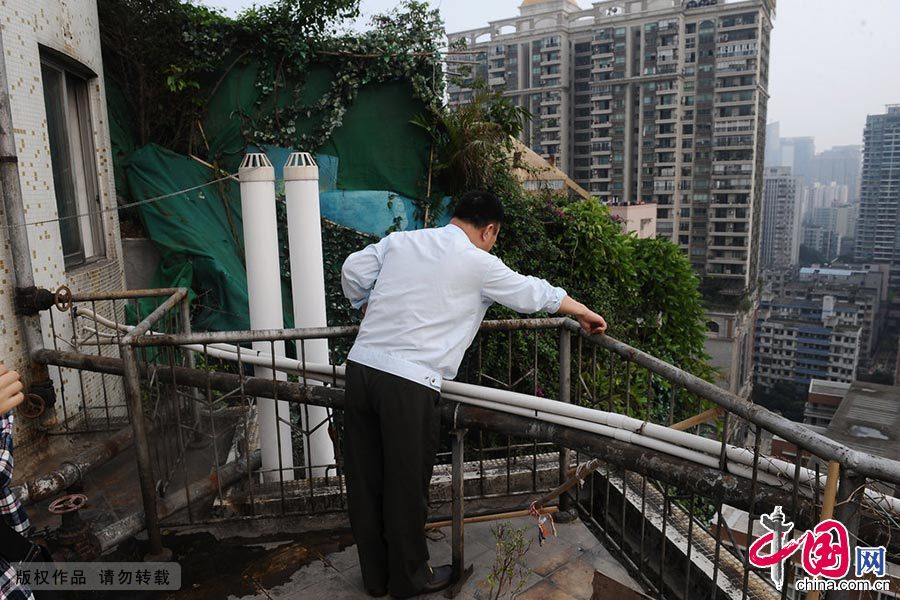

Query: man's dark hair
<box><xmin>453</xmin><ymin>190</ymin><xmax>505</xmax><ymax>228</ymax></box>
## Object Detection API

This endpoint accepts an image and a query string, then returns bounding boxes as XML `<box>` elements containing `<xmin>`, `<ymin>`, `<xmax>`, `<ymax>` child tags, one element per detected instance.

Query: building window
<box><xmin>41</xmin><ymin>55</ymin><xmax>104</xmax><ymax>268</ymax></box>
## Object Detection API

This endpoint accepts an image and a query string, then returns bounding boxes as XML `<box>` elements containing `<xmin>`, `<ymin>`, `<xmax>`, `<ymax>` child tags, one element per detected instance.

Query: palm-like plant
<box><xmin>413</xmin><ymin>88</ymin><xmax>531</xmax><ymax>198</ymax></box>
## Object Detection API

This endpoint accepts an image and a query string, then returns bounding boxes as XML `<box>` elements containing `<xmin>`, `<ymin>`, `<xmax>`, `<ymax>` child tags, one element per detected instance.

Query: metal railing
<box><xmin>28</xmin><ymin>287</ymin><xmax>900</xmax><ymax>600</ymax></box>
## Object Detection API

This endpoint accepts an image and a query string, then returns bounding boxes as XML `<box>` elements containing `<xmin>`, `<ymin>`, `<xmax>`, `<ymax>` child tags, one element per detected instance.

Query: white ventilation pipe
<box><xmin>239</xmin><ymin>154</ymin><xmax>294</xmax><ymax>483</ymax></box>
<box><xmin>283</xmin><ymin>153</ymin><xmax>334</xmax><ymax>477</ymax></box>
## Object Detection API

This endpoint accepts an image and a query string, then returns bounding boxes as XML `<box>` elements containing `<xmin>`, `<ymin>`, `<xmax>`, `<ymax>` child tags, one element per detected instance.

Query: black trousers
<box><xmin>344</xmin><ymin>361</ymin><xmax>441</xmax><ymax>598</ymax></box>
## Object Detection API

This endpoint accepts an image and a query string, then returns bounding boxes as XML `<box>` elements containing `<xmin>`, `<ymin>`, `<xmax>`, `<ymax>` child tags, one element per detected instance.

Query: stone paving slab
<box><xmin>229</xmin><ymin>516</ymin><xmax>644</xmax><ymax>600</ymax></box>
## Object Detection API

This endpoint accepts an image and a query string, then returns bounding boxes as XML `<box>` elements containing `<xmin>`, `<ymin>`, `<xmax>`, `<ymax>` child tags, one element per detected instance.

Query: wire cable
<box><xmin>1</xmin><ymin>171</ymin><xmax>238</xmax><ymax>231</ymax></box>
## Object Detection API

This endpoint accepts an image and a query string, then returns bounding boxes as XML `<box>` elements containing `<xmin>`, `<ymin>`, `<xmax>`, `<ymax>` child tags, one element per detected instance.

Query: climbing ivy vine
<box><xmin>99</xmin><ymin>0</ymin><xmax>444</xmax><ymax>155</ymax></box>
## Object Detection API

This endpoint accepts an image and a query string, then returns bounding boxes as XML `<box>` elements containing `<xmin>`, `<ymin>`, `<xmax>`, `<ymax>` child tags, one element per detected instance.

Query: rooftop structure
<box><xmin>827</xmin><ymin>381</ymin><xmax>900</xmax><ymax>462</ymax></box>
<box><xmin>766</xmin><ymin>264</ymin><xmax>888</xmax><ymax>369</ymax></box>
<box><xmin>754</xmin><ymin>294</ymin><xmax>862</xmax><ymax>389</ymax></box>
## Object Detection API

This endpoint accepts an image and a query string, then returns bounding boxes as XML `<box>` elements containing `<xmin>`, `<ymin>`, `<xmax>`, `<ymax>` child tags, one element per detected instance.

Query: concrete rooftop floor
<box><xmin>213</xmin><ymin>515</ymin><xmax>644</xmax><ymax>600</ymax></box>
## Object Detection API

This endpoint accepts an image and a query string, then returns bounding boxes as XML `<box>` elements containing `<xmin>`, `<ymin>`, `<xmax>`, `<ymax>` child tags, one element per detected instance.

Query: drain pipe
<box><xmin>238</xmin><ymin>154</ymin><xmax>294</xmax><ymax>483</ymax></box>
<box><xmin>0</xmin><ymin>25</ymin><xmax>54</xmax><ymax>401</ymax></box>
<box><xmin>283</xmin><ymin>152</ymin><xmax>334</xmax><ymax>477</ymax></box>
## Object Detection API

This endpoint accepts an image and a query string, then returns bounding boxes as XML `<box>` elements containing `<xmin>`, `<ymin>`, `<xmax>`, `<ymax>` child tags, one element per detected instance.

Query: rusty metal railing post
<box><xmin>178</xmin><ymin>295</ymin><xmax>204</xmax><ymax>443</ymax></box>
<box><xmin>116</xmin><ymin>288</ymin><xmax>186</xmax><ymax>560</ymax></box>
<box><xmin>451</xmin><ymin>428</ymin><xmax>466</xmax><ymax>583</ymax></box>
<box><xmin>120</xmin><ymin>343</ymin><xmax>168</xmax><ymax>559</ymax></box>
<box><xmin>558</xmin><ymin>327</ymin><xmax>572</xmax><ymax>510</ymax></box>
<box><xmin>830</xmin><ymin>469</ymin><xmax>866</xmax><ymax>600</ymax></box>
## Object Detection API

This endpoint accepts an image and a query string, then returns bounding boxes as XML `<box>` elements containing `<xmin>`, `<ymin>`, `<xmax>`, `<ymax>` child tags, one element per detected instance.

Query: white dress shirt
<box><xmin>341</xmin><ymin>223</ymin><xmax>566</xmax><ymax>390</ymax></box>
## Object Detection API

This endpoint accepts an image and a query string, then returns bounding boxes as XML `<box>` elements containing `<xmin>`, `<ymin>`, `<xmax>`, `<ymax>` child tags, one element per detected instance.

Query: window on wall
<box><xmin>41</xmin><ymin>54</ymin><xmax>104</xmax><ymax>269</ymax></box>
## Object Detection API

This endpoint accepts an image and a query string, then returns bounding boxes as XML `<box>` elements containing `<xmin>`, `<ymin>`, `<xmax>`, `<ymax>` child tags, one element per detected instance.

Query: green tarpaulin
<box><xmin>110</xmin><ymin>60</ymin><xmax>440</xmax><ymax>331</ymax></box>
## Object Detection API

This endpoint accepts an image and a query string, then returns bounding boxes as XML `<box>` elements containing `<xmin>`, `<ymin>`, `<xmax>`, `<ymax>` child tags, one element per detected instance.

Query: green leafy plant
<box><xmin>99</xmin><ymin>0</ymin><xmax>444</xmax><ymax>156</ymax></box>
<box><xmin>413</xmin><ymin>87</ymin><xmax>531</xmax><ymax>198</ymax></box>
<box><xmin>484</xmin><ymin>522</ymin><xmax>532</xmax><ymax>600</ymax></box>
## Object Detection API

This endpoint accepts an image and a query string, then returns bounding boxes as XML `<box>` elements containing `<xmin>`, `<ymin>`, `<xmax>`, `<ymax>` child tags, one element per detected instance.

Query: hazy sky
<box><xmin>200</xmin><ymin>0</ymin><xmax>900</xmax><ymax>153</ymax></box>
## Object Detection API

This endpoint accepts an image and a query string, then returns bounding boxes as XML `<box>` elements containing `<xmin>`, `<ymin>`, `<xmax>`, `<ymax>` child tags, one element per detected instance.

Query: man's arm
<box><xmin>557</xmin><ymin>296</ymin><xmax>607</xmax><ymax>336</ymax></box>
<box><xmin>482</xmin><ymin>259</ymin><xmax>608</xmax><ymax>335</ymax></box>
<box><xmin>341</xmin><ymin>237</ymin><xmax>390</xmax><ymax>311</ymax></box>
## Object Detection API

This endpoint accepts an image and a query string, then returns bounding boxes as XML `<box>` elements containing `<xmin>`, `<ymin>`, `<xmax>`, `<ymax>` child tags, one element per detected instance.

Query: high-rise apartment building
<box><xmin>811</xmin><ymin>145</ymin><xmax>862</xmax><ymax>201</ymax></box>
<box><xmin>760</xmin><ymin>166</ymin><xmax>800</xmax><ymax>268</ymax></box>
<box><xmin>448</xmin><ymin>0</ymin><xmax>775</xmax><ymax>291</ymax></box>
<box><xmin>855</xmin><ymin>105</ymin><xmax>900</xmax><ymax>289</ymax></box>
<box><xmin>763</xmin><ymin>121</ymin><xmax>780</xmax><ymax>167</ymax></box>
<box><xmin>803</xmin><ymin>181</ymin><xmax>849</xmax><ymax>214</ymax></box>
<box><xmin>776</xmin><ymin>136</ymin><xmax>815</xmax><ymax>183</ymax></box>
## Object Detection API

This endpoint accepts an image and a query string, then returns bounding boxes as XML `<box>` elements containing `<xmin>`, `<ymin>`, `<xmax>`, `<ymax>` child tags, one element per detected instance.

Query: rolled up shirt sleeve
<box><xmin>341</xmin><ymin>236</ymin><xmax>390</xmax><ymax>310</ymax></box>
<box><xmin>481</xmin><ymin>257</ymin><xmax>567</xmax><ymax>314</ymax></box>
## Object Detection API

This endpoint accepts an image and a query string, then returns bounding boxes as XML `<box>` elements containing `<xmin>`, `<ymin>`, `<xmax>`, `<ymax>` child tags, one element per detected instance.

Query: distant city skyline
<box><xmin>200</xmin><ymin>0</ymin><xmax>900</xmax><ymax>152</ymax></box>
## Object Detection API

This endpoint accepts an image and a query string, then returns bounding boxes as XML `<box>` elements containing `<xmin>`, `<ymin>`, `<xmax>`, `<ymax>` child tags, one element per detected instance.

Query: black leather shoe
<box><xmin>366</xmin><ymin>589</ymin><xmax>388</xmax><ymax>598</ymax></box>
<box><xmin>391</xmin><ymin>564</ymin><xmax>453</xmax><ymax>598</ymax></box>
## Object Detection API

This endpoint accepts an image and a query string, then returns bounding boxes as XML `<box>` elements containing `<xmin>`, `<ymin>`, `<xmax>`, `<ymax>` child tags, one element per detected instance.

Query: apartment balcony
<box><xmin>714</xmin><ymin>81</ymin><xmax>756</xmax><ymax>91</ymax></box>
<box><xmin>716</xmin><ymin>49</ymin><xmax>758</xmax><ymax>60</ymax></box>
<box><xmin>718</xmin><ymin>19</ymin><xmax>757</xmax><ymax>31</ymax></box>
<box><xmin>709</xmin><ymin>213</ymin><xmax>748</xmax><ymax>223</ymax></box>
<box><xmin>712</xmin><ymin>184</ymin><xmax>752</xmax><ymax>193</ymax></box>
<box><xmin>713</xmin><ymin>137</ymin><xmax>754</xmax><ymax>149</ymax></box>
<box><xmin>714</xmin><ymin>98</ymin><xmax>756</xmax><ymax>109</ymax></box>
<box><xmin>714</xmin><ymin>62</ymin><xmax>757</xmax><ymax>75</ymax></box>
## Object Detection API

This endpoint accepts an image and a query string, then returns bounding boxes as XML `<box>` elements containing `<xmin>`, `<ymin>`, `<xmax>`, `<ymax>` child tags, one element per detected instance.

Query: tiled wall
<box><xmin>0</xmin><ymin>0</ymin><xmax>126</xmax><ymax>446</ymax></box>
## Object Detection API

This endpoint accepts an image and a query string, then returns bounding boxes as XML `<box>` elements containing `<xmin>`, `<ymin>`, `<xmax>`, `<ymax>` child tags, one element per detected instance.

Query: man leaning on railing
<box><xmin>340</xmin><ymin>190</ymin><xmax>608</xmax><ymax>598</ymax></box>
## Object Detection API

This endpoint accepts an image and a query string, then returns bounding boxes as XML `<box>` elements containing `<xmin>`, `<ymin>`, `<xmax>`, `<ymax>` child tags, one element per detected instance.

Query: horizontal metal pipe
<box><xmin>124</xmin><ymin>318</ymin><xmax>567</xmax><ymax>348</ymax></box>
<box><xmin>63</xmin><ymin>314</ymin><xmax>900</xmax><ymax>516</ymax></box>
<box><xmin>425</xmin><ymin>506</ymin><xmax>558</xmax><ymax>530</ymax></box>
<box><xmin>448</xmin><ymin>403</ymin><xmax>819</xmax><ymax>527</ymax></box>
<box><xmin>96</xmin><ymin>449</ymin><xmax>261</xmax><ymax>552</ymax></box>
<box><xmin>33</xmin><ymin>349</ymin><xmax>346</xmax><ymax>411</ymax></box>
<box><xmin>565</xmin><ymin>320</ymin><xmax>900</xmax><ymax>485</ymax></box>
<box><xmin>12</xmin><ymin>425</ymin><xmax>135</xmax><ymax>506</ymax></box>
<box><xmin>70</xmin><ymin>288</ymin><xmax>185</xmax><ymax>302</ymax></box>
<box><xmin>35</xmin><ymin>346</ymin><xmax>900</xmax><ymax>515</ymax></box>
<box><xmin>26</xmin><ymin>349</ymin><xmax>839</xmax><ymax>517</ymax></box>
<box><xmin>79</xmin><ymin>305</ymin><xmax>900</xmax><ymax>486</ymax></box>
<box><xmin>129</xmin><ymin>324</ymin><xmax>361</xmax><ymax>347</ymax></box>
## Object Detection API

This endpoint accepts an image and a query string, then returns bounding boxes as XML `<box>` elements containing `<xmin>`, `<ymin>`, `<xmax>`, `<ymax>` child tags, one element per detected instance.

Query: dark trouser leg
<box><xmin>344</xmin><ymin>362</ymin><xmax>389</xmax><ymax>594</ymax></box>
<box><xmin>371</xmin><ymin>369</ymin><xmax>441</xmax><ymax>598</ymax></box>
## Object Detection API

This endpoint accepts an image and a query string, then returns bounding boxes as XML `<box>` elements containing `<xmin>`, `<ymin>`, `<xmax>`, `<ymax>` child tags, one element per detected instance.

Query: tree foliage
<box><xmin>413</xmin><ymin>88</ymin><xmax>531</xmax><ymax>198</ymax></box>
<box><xmin>98</xmin><ymin>0</ymin><xmax>443</xmax><ymax>155</ymax></box>
<box><xmin>412</xmin><ymin>92</ymin><xmax>717</xmax><ymax>422</ymax></box>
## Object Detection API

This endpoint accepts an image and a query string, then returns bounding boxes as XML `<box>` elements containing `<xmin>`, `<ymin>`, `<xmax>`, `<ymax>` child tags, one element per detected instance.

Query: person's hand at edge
<box><xmin>557</xmin><ymin>296</ymin><xmax>608</xmax><ymax>336</ymax></box>
<box><xmin>0</xmin><ymin>364</ymin><xmax>24</xmax><ymax>416</ymax></box>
